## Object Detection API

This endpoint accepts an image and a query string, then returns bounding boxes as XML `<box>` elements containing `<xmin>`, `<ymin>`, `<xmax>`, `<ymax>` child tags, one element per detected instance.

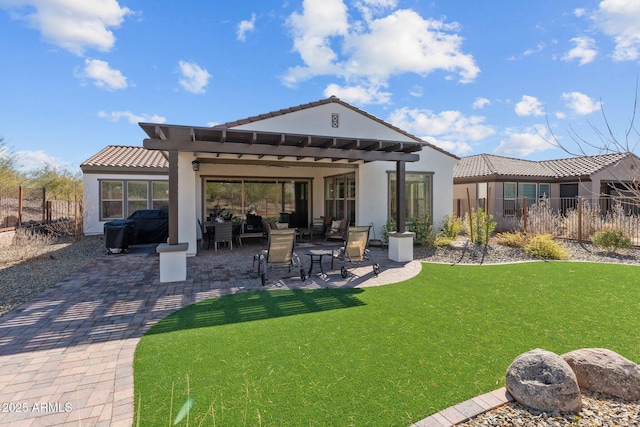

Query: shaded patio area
<box><xmin>0</xmin><ymin>240</ymin><xmax>420</xmax><ymax>426</ymax></box>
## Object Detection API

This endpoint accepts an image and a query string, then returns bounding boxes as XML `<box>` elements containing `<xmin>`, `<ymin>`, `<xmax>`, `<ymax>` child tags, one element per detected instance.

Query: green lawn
<box><xmin>134</xmin><ymin>262</ymin><xmax>640</xmax><ymax>426</ymax></box>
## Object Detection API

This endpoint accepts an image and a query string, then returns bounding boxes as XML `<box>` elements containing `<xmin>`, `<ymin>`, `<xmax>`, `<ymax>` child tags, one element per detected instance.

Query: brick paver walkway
<box><xmin>0</xmin><ymin>241</ymin><xmax>422</xmax><ymax>426</ymax></box>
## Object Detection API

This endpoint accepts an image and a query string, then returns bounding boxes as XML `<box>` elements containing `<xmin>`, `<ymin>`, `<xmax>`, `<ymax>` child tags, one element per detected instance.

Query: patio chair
<box><xmin>197</xmin><ymin>219</ymin><xmax>212</xmax><ymax>250</ymax></box>
<box><xmin>325</xmin><ymin>218</ymin><xmax>347</xmax><ymax>242</ymax></box>
<box><xmin>213</xmin><ymin>221</ymin><xmax>233</xmax><ymax>251</ymax></box>
<box><xmin>257</xmin><ymin>228</ymin><xmax>306</xmax><ymax>285</ymax></box>
<box><xmin>332</xmin><ymin>225</ymin><xmax>381</xmax><ymax>278</ymax></box>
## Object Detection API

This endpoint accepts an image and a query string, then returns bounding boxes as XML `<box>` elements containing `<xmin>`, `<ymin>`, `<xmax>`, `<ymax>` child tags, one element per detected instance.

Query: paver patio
<box><xmin>0</xmin><ymin>240</ymin><xmax>422</xmax><ymax>426</ymax></box>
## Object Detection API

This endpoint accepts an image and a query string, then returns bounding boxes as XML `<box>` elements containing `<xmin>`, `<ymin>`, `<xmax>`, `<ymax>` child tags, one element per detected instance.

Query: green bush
<box><xmin>408</xmin><ymin>214</ymin><xmax>435</xmax><ymax>247</ymax></box>
<box><xmin>470</xmin><ymin>208</ymin><xmax>496</xmax><ymax>246</ymax></box>
<box><xmin>525</xmin><ymin>234</ymin><xmax>569</xmax><ymax>260</ymax></box>
<box><xmin>440</xmin><ymin>214</ymin><xmax>464</xmax><ymax>239</ymax></box>
<box><xmin>591</xmin><ymin>228</ymin><xmax>632</xmax><ymax>253</ymax></box>
<box><xmin>382</xmin><ymin>215</ymin><xmax>435</xmax><ymax>247</ymax></box>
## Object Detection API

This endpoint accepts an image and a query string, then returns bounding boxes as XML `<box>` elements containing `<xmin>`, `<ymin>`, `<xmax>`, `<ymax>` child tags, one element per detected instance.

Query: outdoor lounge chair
<box><xmin>332</xmin><ymin>225</ymin><xmax>381</xmax><ymax>278</ymax></box>
<box><xmin>257</xmin><ymin>228</ymin><xmax>306</xmax><ymax>285</ymax></box>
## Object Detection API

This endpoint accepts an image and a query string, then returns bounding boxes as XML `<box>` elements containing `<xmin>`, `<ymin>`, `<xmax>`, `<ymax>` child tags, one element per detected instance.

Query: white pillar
<box><xmin>388</xmin><ymin>232</ymin><xmax>414</xmax><ymax>262</ymax></box>
<box><xmin>156</xmin><ymin>242</ymin><xmax>189</xmax><ymax>283</ymax></box>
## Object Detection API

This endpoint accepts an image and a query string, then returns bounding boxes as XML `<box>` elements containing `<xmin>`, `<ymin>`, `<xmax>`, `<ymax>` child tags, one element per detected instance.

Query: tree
<box><xmin>543</xmin><ymin>85</ymin><xmax>640</xmax><ymax>208</ymax></box>
<box><xmin>0</xmin><ymin>137</ymin><xmax>25</xmax><ymax>188</ymax></box>
<box><xmin>26</xmin><ymin>164</ymin><xmax>82</xmax><ymax>201</ymax></box>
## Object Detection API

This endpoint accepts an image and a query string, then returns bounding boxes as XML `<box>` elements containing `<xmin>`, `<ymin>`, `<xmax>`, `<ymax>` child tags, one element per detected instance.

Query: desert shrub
<box><xmin>381</xmin><ymin>217</ymin><xmax>396</xmax><ymax>245</ymax></box>
<box><xmin>525</xmin><ymin>234</ymin><xmax>569</xmax><ymax>260</ymax></box>
<box><xmin>495</xmin><ymin>231</ymin><xmax>530</xmax><ymax>248</ymax></box>
<box><xmin>434</xmin><ymin>214</ymin><xmax>464</xmax><ymax>246</ymax></box>
<box><xmin>8</xmin><ymin>228</ymin><xmax>57</xmax><ymax>261</ymax></box>
<box><xmin>561</xmin><ymin>200</ymin><xmax>601</xmax><ymax>240</ymax></box>
<box><xmin>591</xmin><ymin>228</ymin><xmax>632</xmax><ymax>253</ymax></box>
<box><xmin>408</xmin><ymin>214</ymin><xmax>435</xmax><ymax>247</ymax></box>
<box><xmin>522</xmin><ymin>197</ymin><xmax>561</xmax><ymax>235</ymax></box>
<box><xmin>440</xmin><ymin>214</ymin><xmax>464</xmax><ymax>239</ymax></box>
<box><xmin>470</xmin><ymin>208</ymin><xmax>496</xmax><ymax>246</ymax></box>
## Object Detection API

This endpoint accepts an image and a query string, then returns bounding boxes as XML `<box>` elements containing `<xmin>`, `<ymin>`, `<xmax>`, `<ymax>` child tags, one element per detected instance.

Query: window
<box><xmin>152</xmin><ymin>181</ymin><xmax>169</xmax><ymax>211</ymax></box>
<box><xmin>477</xmin><ymin>182</ymin><xmax>488</xmax><ymax>210</ymax></box>
<box><xmin>504</xmin><ymin>182</ymin><xmax>516</xmax><ymax>216</ymax></box>
<box><xmin>101</xmin><ymin>181</ymin><xmax>123</xmax><ymax>220</ymax></box>
<box><xmin>99</xmin><ymin>180</ymin><xmax>167</xmax><ymax>220</ymax></box>
<box><xmin>127</xmin><ymin>181</ymin><xmax>148</xmax><ymax>215</ymax></box>
<box><xmin>324</xmin><ymin>173</ymin><xmax>355</xmax><ymax>225</ymax></box>
<box><xmin>205</xmin><ymin>178</ymin><xmax>310</xmax><ymax>227</ymax></box>
<box><xmin>503</xmin><ymin>182</ymin><xmax>552</xmax><ymax>216</ymax></box>
<box><xmin>388</xmin><ymin>172</ymin><xmax>433</xmax><ymax>223</ymax></box>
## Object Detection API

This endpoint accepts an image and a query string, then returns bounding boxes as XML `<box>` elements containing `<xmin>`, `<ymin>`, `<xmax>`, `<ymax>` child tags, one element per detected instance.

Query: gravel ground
<box><xmin>1</xmin><ymin>235</ymin><xmax>639</xmax><ymax>425</ymax></box>
<box><xmin>0</xmin><ymin>234</ymin><xmax>106</xmax><ymax>317</ymax></box>
<box><xmin>457</xmin><ymin>390</ymin><xmax>640</xmax><ymax>427</ymax></box>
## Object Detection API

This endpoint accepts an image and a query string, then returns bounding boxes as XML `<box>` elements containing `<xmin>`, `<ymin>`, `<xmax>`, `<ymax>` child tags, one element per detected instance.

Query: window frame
<box><xmin>387</xmin><ymin>171</ymin><xmax>434</xmax><ymax>225</ymax></box>
<box><xmin>99</xmin><ymin>179</ymin><xmax>168</xmax><ymax>221</ymax></box>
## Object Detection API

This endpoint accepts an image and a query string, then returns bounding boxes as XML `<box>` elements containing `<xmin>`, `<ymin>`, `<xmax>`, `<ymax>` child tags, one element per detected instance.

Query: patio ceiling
<box><xmin>140</xmin><ymin>123</ymin><xmax>422</xmax><ymax>163</ymax></box>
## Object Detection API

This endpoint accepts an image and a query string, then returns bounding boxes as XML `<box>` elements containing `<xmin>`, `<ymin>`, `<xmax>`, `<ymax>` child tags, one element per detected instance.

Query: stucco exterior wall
<box><xmin>82</xmin><ymin>172</ymin><xmax>168</xmax><ymax>236</ymax></box>
<box><xmin>359</xmin><ymin>151</ymin><xmax>457</xmax><ymax>237</ymax></box>
<box><xmin>230</xmin><ymin>102</ymin><xmax>418</xmax><ymax>143</ymax></box>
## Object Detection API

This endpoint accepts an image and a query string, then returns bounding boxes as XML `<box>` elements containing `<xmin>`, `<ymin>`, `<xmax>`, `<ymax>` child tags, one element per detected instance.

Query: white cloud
<box><xmin>472</xmin><ymin>97</ymin><xmax>491</xmax><ymax>109</ymax></box>
<box><xmin>515</xmin><ymin>95</ymin><xmax>545</xmax><ymax>117</ymax></box>
<box><xmin>14</xmin><ymin>150</ymin><xmax>63</xmax><ymax>171</ymax></box>
<box><xmin>561</xmin><ymin>91</ymin><xmax>602</xmax><ymax>115</ymax></box>
<box><xmin>324</xmin><ymin>82</ymin><xmax>391</xmax><ymax>104</ymax></box>
<box><xmin>388</xmin><ymin>107</ymin><xmax>495</xmax><ymax>155</ymax></box>
<box><xmin>494</xmin><ymin>125</ymin><xmax>555</xmax><ymax>157</ymax></box>
<box><xmin>283</xmin><ymin>1</ymin><xmax>479</xmax><ymax>103</ymax></box>
<box><xmin>76</xmin><ymin>58</ymin><xmax>127</xmax><ymax>90</ymax></box>
<box><xmin>98</xmin><ymin>111</ymin><xmax>166</xmax><ymax>124</ymax></box>
<box><xmin>0</xmin><ymin>0</ymin><xmax>131</xmax><ymax>55</ymax></box>
<box><xmin>562</xmin><ymin>36</ymin><xmax>597</xmax><ymax>65</ymax></box>
<box><xmin>178</xmin><ymin>61</ymin><xmax>211</xmax><ymax>94</ymax></box>
<box><xmin>354</xmin><ymin>0</ymin><xmax>397</xmax><ymax>22</ymax></box>
<box><xmin>574</xmin><ymin>8</ymin><xmax>586</xmax><ymax>17</ymax></box>
<box><xmin>237</xmin><ymin>13</ymin><xmax>256</xmax><ymax>42</ymax></box>
<box><xmin>592</xmin><ymin>0</ymin><xmax>640</xmax><ymax>61</ymax></box>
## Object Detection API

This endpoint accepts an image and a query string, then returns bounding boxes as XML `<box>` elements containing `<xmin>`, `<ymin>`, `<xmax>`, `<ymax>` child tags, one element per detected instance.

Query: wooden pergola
<box><xmin>140</xmin><ymin>123</ymin><xmax>423</xmax><ymax>245</ymax></box>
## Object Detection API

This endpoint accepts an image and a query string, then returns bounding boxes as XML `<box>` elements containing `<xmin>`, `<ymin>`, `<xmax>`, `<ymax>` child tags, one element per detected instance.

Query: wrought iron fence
<box><xmin>455</xmin><ymin>196</ymin><xmax>640</xmax><ymax>246</ymax></box>
<box><xmin>0</xmin><ymin>186</ymin><xmax>82</xmax><ymax>235</ymax></box>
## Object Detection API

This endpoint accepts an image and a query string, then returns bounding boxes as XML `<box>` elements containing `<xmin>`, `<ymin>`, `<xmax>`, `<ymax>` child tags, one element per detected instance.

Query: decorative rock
<box><xmin>506</xmin><ymin>348</ymin><xmax>582</xmax><ymax>414</ymax></box>
<box><xmin>562</xmin><ymin>348</ymin><xmax>640</xmax><ymax>401</ymax></box>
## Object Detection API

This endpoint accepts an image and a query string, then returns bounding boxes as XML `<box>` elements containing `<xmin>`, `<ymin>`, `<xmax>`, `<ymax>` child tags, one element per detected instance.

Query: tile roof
<box><xmin>214</xmin><ymin>96</ymin><xmax>459</xmax><ymax>160</ymax></box>
<box><xmin>454</xmin><ymin>152</ymin><xmax>631</xmax><ymax>179</ymax></box>
<box><xmin>80</xmin><ymin>145</ymin><xmax>168</xmax><ymax>170</ymax></box>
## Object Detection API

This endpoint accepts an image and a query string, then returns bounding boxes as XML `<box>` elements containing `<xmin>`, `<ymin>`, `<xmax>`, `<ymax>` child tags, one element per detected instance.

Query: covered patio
<box><xmin>139</xmin><ymin>122</ymin><xmax>424</xmax><ymax>281</ymax></box>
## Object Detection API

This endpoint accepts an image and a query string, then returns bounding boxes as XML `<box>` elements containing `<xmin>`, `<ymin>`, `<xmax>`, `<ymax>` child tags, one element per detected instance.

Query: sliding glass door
<box><xmin>205</xmin><ymin>178</ymin><xmax>310</xmax><ymax>227</ymax></box>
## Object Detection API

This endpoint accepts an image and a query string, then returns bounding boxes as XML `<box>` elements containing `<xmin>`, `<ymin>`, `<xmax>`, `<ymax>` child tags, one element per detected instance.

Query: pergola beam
<box><xmin>143</xmin><ymin>138</ymin><xmax>420</xmax><ymax>163</ymax></box>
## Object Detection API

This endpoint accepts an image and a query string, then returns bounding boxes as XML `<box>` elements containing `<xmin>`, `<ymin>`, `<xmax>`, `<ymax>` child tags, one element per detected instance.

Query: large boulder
<box><xmin>562</xmin><ymin>348</ymin><xmax>640</xmax><ymax>401</ymax></box>
<box><xmin>506</xmin><ymin>348</ymin><xmax>582</xmax><ymax>414</ymax></box>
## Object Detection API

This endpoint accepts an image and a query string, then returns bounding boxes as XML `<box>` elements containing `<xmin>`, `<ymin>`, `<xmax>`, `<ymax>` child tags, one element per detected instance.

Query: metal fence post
<box><xmin>577</xmin><ymin>196</ymin><xmax>583</xmax><ymax>242</ymax></box>
<box><xmin>523</xmin><ymin>197</ymin><xmax>528</xmax><ymax>233</ymax></box>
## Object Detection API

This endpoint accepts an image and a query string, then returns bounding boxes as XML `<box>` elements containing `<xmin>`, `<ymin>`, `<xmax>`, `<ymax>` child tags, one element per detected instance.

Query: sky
<box><xmin>2</xmin><ymin>0</ymin><xmax>640</xmax><ymax>172</ymax></box>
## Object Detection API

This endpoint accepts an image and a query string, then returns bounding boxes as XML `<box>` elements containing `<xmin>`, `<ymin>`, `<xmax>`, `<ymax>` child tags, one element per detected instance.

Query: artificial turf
<box><xmin>134</xmin><ymin>262</ymin><xmax>640</xmax><ymax>426</ymax></box>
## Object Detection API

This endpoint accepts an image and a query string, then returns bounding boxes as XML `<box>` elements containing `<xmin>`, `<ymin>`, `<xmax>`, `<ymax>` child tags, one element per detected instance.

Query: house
<box><xmin>453</xmin><ymin>152</ymin><xmax>640</xmax><ymax>230</ymax></box>
<box><xmin>81</xmin><ymin>97</ymin><xmax>459</xmax><ymax>277</ymax></box>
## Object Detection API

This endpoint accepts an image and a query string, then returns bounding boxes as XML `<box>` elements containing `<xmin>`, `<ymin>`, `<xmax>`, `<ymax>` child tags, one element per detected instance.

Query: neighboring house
<box><xmin>81</xmin><ymin>97</ymin><xmax>459</xmax><ymax>257</ymax></box>
<box><xmin>453</xmin><ymin>152</ymin><xmax>640</xmax><ymax>229</ymax></box>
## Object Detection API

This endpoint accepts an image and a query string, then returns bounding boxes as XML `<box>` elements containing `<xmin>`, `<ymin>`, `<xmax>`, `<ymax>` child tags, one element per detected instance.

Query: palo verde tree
<box><xmin>0</xmin><ymin>137</ymin><xmax>26</xmax><ymax>188</ymax></box>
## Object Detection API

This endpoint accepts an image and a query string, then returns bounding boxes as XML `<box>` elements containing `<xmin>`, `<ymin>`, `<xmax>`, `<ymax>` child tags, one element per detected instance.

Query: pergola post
<box><xmin>168</xmin><ymin>150</ymin><xmax>179</xmax><ymax>245</ymax></box>
<box><xmin>388</xmin><ymin>160</ymin><xmax>414</xmax><ymax>262</ymax></box>
<box><xmin>156</xmin><ymin>149</ymin><xmax>189</xmax><ymax>283</ymax></box>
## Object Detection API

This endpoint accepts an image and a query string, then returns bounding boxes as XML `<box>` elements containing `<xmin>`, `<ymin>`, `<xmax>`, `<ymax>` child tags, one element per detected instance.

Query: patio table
<box><xmin>306</xmin><ymin>249</ymin><xmax>333</xmax><ymax>276</ymax></box>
